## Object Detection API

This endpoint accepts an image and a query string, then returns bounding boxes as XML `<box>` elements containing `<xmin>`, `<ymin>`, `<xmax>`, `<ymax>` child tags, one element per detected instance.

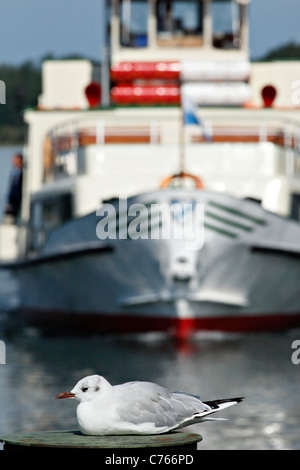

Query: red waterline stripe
<box><xmin>23</xmin><ymin>308</ymin><xmax>300</xmax><ymax>341</ymax></box>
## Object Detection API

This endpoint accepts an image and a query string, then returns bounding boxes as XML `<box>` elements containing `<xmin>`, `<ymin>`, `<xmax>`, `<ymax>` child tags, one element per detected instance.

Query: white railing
<box><xmin>44</xmin><ymin>113</ymin><xmax>300</xmax><ymax>181</ymax></box>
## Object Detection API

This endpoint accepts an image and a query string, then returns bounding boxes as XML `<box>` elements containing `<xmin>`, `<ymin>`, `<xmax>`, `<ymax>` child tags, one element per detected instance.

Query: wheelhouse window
<box><xmin>157</xmin><ymin>0</ymin><xmax>203</xmax><ymax>47</ymax></box>
<box><xmin>120</xmin><ymin>0</ymin><xmax>148</xmax><ymax>47</ymax></box>
<box><xmin>30</xmin><ymin>194</ymin><xmax>73</xmax><ymax>251</ymax></box>
<box><xmin>212</xmin><ymin>0</ymin><xmax>241</xmax><ymax>49</ymax></box>
<box><xmin>291</xmin><ymin>194</ymin><xmax>300</xmax><ymax>221</ymax></box>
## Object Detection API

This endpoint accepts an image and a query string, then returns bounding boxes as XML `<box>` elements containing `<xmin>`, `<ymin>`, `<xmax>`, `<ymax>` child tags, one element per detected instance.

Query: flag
<box><xmin>182</xmin><ymin>92</ymin><xmax>201</xmax><ymax>125</ymax></box>
<box><xmin>181</xmin><ymin>92</ymin><xmax>212</xmax><ymax>141</ymax></box>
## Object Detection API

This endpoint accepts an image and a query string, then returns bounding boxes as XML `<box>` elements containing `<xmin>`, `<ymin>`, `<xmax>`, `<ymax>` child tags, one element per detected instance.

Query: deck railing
<box><xmin>43</xmin><ymin>114</ymin><xmax>300</xmax><ymax>182</ymax></box>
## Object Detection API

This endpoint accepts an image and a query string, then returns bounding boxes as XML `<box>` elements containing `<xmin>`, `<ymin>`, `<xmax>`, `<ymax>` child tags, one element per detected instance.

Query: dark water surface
<box><xmin>0</xmin><ymin>146</ymin><xmax>299</xmax><ymax>450</ymax></box>
<box><xmin>0</xmin><ymin>313</ymin><xmax>299</xmax><ymax>450</ymax></box>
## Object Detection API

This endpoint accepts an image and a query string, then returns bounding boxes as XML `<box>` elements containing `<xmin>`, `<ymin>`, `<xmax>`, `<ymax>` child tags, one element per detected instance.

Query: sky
<box><xmin>0</xmin><ymin>0</ymin><xmax>299</xmax><ymax>65</ymax></box>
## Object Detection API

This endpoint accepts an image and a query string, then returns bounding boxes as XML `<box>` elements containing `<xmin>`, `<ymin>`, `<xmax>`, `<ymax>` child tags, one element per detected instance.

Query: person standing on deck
<box><xmin>4</xmin><ymin>153</ymin><xmax>23</xmax><ymax>223</ymax></box>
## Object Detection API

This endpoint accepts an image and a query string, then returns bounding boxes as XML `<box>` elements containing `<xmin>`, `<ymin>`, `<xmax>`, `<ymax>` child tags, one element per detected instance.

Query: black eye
<box><xmin>82</xmin><ymin>387</ymin><xmax>88</xmax><ymax>392</ymax></box>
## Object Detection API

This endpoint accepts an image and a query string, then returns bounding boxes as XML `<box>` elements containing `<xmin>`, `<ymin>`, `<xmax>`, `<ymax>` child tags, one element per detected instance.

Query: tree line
<box><xmin>258</xmin><ymin>41</ymin><xmax>300</xmax><ymax>61</ymax></box>
<box><xmin>0</xmin><ymin>43</ymin><xmax>299</xmax><ymax>144</ymax></box>
<box><xmin>0</xmin><ymin>60</ymin><xmax>41</xmax><ymax>144</ymax></box>
<box><xmin>0</xmin><ymin>54</ymin><xmax>86</xmax><ymax>145</ymax></box>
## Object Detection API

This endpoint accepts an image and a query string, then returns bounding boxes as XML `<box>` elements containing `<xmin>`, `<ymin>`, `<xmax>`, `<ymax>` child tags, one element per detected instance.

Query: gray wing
<box><xmin>113</xmin><ymin>381</ymin><xmax>211</xmax><ymax>429</ymax></box>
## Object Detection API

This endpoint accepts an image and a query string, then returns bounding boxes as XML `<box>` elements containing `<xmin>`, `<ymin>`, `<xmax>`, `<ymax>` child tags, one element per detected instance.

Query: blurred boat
<box><xmin>5</xmin><ymin>185</ymin><xmax>300</xmax><ymax>341</ymax></box>
<box><xmin>2</xmin><ymin>0</ymin><xmax>300</xmax><ymax>340</ymax></box>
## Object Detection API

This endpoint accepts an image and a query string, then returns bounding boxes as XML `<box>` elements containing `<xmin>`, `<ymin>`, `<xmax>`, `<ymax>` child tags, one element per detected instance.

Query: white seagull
<box><xmin>55</xmin><ymin>374</ymin><xmax>244</xmax><ymax>436</ymax></box>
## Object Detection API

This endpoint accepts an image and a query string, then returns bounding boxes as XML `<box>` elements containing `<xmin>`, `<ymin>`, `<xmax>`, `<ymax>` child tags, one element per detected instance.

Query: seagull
<box><xmin>55</xmin><ymin>374</ymin><xmax>244</xmax><ymax>436</ymax></box>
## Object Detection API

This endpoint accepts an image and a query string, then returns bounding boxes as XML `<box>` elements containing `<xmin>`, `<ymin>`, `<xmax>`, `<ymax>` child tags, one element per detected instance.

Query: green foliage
<box><xmin>0</xmin><ymin>42</ymin><xmax>299</xmax><ymax>144</ymax></box>
<box><xmin>0</xmin><ymin>53</ymin><xmax>93</xmax><ymax>143</ymax></box>
<box><xmin>258</xmin><ymin>41</ymin><xmax>300</xmax><ymax>61</ymax></box>
<box><xmin>0</xmin><ymin>60</ymin><xmax>41</xmax><ymax>143</ymax></box>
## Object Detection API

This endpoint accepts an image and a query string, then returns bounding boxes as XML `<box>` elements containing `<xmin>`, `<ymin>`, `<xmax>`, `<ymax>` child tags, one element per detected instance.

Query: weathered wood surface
<box><xmin>0</xmin><ymin>429</ymin><xmax>202</xmax><ymax>449</ymax></box>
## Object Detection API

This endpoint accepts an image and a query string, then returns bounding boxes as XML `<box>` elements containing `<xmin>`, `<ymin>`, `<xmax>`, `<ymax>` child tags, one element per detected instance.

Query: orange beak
<box><xmin>54</xmin><ymin>391</ymin><xmax>75</xmax><ymax>399</ymax></box>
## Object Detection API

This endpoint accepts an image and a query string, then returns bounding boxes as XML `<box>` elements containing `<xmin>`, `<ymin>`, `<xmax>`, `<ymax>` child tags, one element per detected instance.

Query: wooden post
<box><xmin>0</xmin><ymin>430</ymin><xmax>202</xmax><ymax>450</ymax></box>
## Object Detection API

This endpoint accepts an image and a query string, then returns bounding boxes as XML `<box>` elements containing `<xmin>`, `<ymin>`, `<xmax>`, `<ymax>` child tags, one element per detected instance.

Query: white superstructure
<box><xmin>2</xmin><ymin>0</ymin><xmax>300</xmax><ymax>340</ymax></box>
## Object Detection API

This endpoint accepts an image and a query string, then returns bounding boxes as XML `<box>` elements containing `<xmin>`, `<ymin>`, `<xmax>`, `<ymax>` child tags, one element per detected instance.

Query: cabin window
<box><xmin>291</xmin><ymin>194</ymin><xmax>300</xmax><ymax>222</ymax></box>
<box><xmin>212</xmin><ymin>0</ymin><xmax>241</xmax><ymax>49</ymax></box>
<box><xmin>30</xmin><ymin>194</ymin><xmax>73</xmax><ymax>251</ymax></box>
<box><xmin>119</xmin><ymin>0</ymin><xmax>148</xmax><ymax>47</ymax></box>
<box><xmin>41</xmin><ymin>194</ymin><xmax>73</xmax><ymax>227</ymax></box>
<box><xmin>157</xmin><ymin>0</ymin><xmax>203</xmax><ymax>47</ymax></box>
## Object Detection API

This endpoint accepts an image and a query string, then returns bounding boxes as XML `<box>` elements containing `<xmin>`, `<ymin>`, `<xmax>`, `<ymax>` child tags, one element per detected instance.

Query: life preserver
<box><xmin>160</xmin><ymin>172</ymin><xmax>204</xmax><ymax>189</ymax></box>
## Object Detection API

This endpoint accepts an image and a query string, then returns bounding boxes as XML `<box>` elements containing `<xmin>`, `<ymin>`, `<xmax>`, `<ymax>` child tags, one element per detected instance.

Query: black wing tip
<box><xmin>236</xmin><ymin>397</ymin><xmax>245</xmax><ymax>403</ymax></box>
<box><xmin>230</xmin><ymin>397</ymin><xmax>245</xmax><ymax>404</ymax></box>
<box><xmin>204</xmin><ymin>397</ymin><xmax>245</xmax><ymax>409</ymax></box>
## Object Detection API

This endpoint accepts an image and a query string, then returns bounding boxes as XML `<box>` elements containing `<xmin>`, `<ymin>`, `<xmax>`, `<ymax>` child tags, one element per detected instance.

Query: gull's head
<box><xmin>55</xmin><ymin>374</ymin><xmax>111</xmax><ymax>403</ymax></box>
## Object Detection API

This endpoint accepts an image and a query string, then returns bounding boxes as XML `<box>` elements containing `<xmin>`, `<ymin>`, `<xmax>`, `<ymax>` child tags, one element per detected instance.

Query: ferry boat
<box><xmin>2</xmin><ymin>0</ymin><xmax>300</xmax><ymax>341</ymax></box>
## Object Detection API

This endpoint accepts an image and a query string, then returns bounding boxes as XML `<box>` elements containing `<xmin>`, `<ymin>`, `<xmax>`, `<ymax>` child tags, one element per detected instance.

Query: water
<box><xmin>0</xmin><ymin>321</ymin><xmax>300</xmax><ymax>450</ymax></box>
<box><xmin>0</xmin><ymin>146</ymin><xmax>300</xmax><ymax>450</ymax></box>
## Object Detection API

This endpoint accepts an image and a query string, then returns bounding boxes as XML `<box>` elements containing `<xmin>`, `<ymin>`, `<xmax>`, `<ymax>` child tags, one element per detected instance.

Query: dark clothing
<box><xmin>5</xmin><ymin>167</ymin><xmax>23</xmax><ymax>217</ymax></box>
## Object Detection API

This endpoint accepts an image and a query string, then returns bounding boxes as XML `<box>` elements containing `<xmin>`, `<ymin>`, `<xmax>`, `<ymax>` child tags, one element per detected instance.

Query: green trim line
<box><xmin>204</xmin><ymin>222</ymin><xmax>238</xmax><ymax>239</ymax></box>
<box><xmin>208</xmin><ymin>201</ymin><xmax>267</xmax><ymax>226</ymax></box>
<box><xmin>205</xmin><ymin>210</ymin><xmax>253</xmax><ymax>232</ymax></box>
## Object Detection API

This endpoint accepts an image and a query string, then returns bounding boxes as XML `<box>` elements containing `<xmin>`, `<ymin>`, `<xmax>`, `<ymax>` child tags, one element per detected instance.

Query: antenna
<box><xmin>101</xmin><ymin>0</ymin><xmax>111</xmax><ymax>107</ymax></box>
<box><xmin>179</xmin><ymin>98</ymin><xmax>186</xmax><ymax>175</ymax></box>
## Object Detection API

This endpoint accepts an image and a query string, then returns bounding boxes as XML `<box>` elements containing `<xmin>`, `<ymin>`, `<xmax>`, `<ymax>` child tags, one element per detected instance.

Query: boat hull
<box><xmin>7</xmin><ymin>189</ymin><xmax>300</xmax><ymax>340</ymax></box>
<box><xmin>23</xmin><ymin>307</ymin><xmax>300</xmax><ymax>341</ymax></box>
